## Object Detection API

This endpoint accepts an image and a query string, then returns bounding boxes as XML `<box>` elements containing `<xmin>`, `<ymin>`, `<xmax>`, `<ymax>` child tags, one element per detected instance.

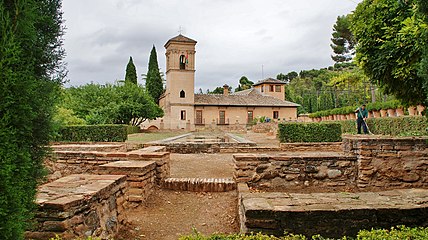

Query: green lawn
<box><xmin>127</xmin><ymin>131</ymin><xmax>189</xmax><ymax>143</ymax></box>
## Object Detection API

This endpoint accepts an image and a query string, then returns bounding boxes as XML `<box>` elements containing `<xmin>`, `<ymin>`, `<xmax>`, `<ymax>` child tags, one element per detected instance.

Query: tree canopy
<box><xmin>235</xmin><ymin>76</ymin><xmax>254</xmax><ymax>92</ymax></box>
<box><xmin>331</xmin><ymin>15</ymin><xmax>355</xmax><ymax>63</ymax></box>
<box><xmin>351</xmin><ymin>0</ymin><xmax>428</xmax><ymax>105</ymax></box>
<box><xmin>62</xmin><ymin>83</ymin><xmax>163</xmax><ymax>126</ymax></box>
<box><xmin>0</xmin><ymin>0</ymin><xmax>65</xmax><ymax>238</ymax></box>
<box><xmin>145</xmin><ymin>45</ymin><xmax>163</xmax><ymax>103</ymax></box>
<box><xmin>125</xmin><ymin>56</ymin><xmax>137</xmax><ymax>84</ymax></box>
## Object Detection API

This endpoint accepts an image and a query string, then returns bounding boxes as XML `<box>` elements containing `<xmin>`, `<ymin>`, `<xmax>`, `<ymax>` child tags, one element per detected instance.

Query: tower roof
<box><xmin>253</xmin><ymin>78</ymin><xmax>287</xmax><ymax>86</ymax></box>
<box><xmin>164</xmin><ymin>34</ymin><xmax>197</xmax><ymax>48</ymax></box>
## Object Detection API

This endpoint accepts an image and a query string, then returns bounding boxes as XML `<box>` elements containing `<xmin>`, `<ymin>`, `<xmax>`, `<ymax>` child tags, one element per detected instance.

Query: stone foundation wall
<box><xmin>46</xmin><ymin>151</ymin><xmax>170</xmax><ymax>184</ymax></box>
<box><xmin>280</xmin><ymin>142</ymin><xmax>342</xmax><ymax>152</ymax></box>
<box><xmin>99</xmin><ymin>161</ymin><xmax>157</xmax><ymax>203</ymax></box>
<box><xmin>343</xmin><ymin>136</ymin><xmax>428</xmax><ymax>190</ymax></box>
<box><xmin>26</xmin><ymin>175</ymin><xmax>127</xmax><ymax>240</ymax></box>
<box><xmin>233</xmin><ymin>154</ymin><xmax>357</xmax><ymax>191</ymax></box>
<box><xmin>148</xmin><ymin>142</ymin><xmax>256</xmax><ymax>154</ymax></box>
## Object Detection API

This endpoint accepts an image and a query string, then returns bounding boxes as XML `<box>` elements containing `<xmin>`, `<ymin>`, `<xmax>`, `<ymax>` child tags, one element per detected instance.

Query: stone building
<box><xmin>142</xmin><ymin>34</ymin><xmax>299</xmax><ymax>130</ymax></box>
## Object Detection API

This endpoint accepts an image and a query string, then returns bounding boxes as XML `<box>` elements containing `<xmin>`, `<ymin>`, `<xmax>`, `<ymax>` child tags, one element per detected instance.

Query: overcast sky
<box><xmin>62</xmin><ymin>0</ymin><xmax>361</xmax><ymax>91</ymax></box>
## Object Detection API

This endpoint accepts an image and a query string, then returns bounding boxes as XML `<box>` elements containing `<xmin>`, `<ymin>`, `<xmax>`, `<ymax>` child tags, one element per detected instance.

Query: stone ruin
<box><xmin>26</xmin><ymin>134</ymin><xmax>428</xmax><ymax>239</ymax></box>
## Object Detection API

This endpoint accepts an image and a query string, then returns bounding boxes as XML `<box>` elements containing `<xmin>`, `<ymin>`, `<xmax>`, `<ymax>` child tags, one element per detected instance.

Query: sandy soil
<box><xmin>117</xmin><ymin>189</ymin><xmax>239</xmax><ymax>240</ymax></box>
<box><xmin>170</xmin><ymin>153</ymin><xmax>235</xmax><ymax>178</ymax></box>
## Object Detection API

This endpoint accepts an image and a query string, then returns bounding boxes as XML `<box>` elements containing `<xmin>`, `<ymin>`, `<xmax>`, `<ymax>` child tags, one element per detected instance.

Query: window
<box><xmin>196</xmin><ymin>110</ymin><xmax>203</xmax><ymax>125</ymax></box>
<box><xmin>275</xmin><ymin>85</ymin><xmax>281</xmax><ymax>92</ymax></box>
<box><xmin>273</xmin><ymin>111</ymin><xmax>279</xmax><ymax>119</ymax></box>
<box><xmin>179</xmin><ymin>55</ymin><xmax>186</xmax><ymax>70</ymax></box>
<box><xmin>270</xmin><ymin>85</ymin><xmax>274</xmax><ymax>92</ymax></box>
<box><xmin>180</xmin><ymin>90</ymin><xmax>185</xmax><ymax>98</ymax></box>
<box><xmin>219</xmin><ymin>110</ymin><xmax>226</xmax><ymax>124</ymax></box>
<box><xmin>247</xmin><ymin>111</ymin><xmax>253</xmax><ymax>123</ymax></box>
<box><xmin>180</xmin><ymin>110</ymin><xmax>186</xmax><ymax>120</ymax></box>
<box><xmin>261</xmin><ymin>86</ymin><xmax>264</xmax><ymax>92</ymax></box>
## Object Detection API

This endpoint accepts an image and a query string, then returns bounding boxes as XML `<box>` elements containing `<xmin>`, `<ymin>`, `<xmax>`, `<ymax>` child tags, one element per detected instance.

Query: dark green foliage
<box><xmin>180</xmin><ymin>226</ymin><xmax>428</xmax><ymax>239</ymax></box>
<box><xmin>340</xmin><ymin>116</ymin><xmax>428</xmax><ymax>136</ymax></box>
<box><xmin>235</xmin><ymin>76</ymin><xmax>254</xmax><ymax>92</ymax></box>
<box><xmin>125</xmin><ymin>56</ymin><xmax>137</xmax><ymax>84</ymax></box>
<box><xmin>208</xmin><ymin>86</ymin><xmax>232</xmax><ymax>94</ymax></box>
<box><xmin>145</xmin><ymin>45</ymin><xmax>163</xmax><ymax>103</ymax></box>
<box><xmin>352</xmin><ymin>0</ymin><xmax>427</xmax><ymax>106</ymax></box>
<box><xmin>331</xmin><ymin>15</ymin><xmax>355</xmax><ymax>63</ymax></box>
<box><xmin>62</xmin><ymin>83</ymin><xmax>163</xmax><ymax>126</ymax></box>
<box><xmin>278</xmin><ymin>122</ymin><xmax>342</xmax><ymax>143</ymax></box>
<box><xmin>277</xmin><ymin>72</ymin><xmax>298</xmax><ymax>82</ymax></box>
<box><xmin>56</xmin><ymin>125</ymin><xmax>128</xmax><ymax>142</ymax></box>
<box><xmin>0</xmin><ymin>0</ymin><xmax>65</xmax><ymax>238</ymax></box>
<box><xmin>127</xmin><ymin>125</ymin><xmax>141</xmax><ymax>134</ymax></box>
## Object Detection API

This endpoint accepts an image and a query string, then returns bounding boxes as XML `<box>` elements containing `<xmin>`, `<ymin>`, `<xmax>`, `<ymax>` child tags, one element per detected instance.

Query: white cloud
<box><xmin>62</xmin><ymin>0</ymin><xmax>361</xmax><ymax>90</ymax></box>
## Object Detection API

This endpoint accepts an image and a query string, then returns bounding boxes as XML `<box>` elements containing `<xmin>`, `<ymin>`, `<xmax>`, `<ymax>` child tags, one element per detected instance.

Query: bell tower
<box><xmin>163</xmin><ymin>34</ymin><xmax>197</xmax><ymax>129</ymax></box>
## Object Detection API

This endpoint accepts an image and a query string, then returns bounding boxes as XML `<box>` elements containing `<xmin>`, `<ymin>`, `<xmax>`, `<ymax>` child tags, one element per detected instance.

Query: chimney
<box><xmin>223</xmin><ymin>84</ymin><xmax>229</xmax><ymax>96</ymax></box>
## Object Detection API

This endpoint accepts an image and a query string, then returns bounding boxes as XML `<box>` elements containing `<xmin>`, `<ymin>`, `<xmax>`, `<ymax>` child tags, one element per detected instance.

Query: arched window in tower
<box><xmin>180</xmin><ymin>90</ymin><xmax>185</xmax><ymax>98</ymax></box>
<box><xmin>179</xmin><ymin>55</ymin><xmax>186</xmax><ymax>70</ymax></box>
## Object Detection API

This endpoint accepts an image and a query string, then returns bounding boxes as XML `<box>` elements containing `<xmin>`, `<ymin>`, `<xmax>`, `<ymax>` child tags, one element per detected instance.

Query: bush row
<box><xmin>127</xmin><ymin>125</ymin><xmax>141</xmax><ymax>134</ymax></box>
<box><xmin>278</xmin><ymin>122</ymin><xmax>342</xmax><ymax>143</ymax></box>
<box><xmin>55</xmin><ymin>125</ymin><xmax>128</xmax><ymax>142</ymax></box>
<box><xmin>309</xmin><ymin>100</ymin><xmax>403</xmax><ymax>118</ymax></box>
<box><xmin>179</xmin><ymin>226</ymin><xmax>428</xmax><ymax>240</ymax></box>
<box><xmin>340</xmin><ymin>116</ymin><xmax>428</xmax><ymax>136</ymax></box>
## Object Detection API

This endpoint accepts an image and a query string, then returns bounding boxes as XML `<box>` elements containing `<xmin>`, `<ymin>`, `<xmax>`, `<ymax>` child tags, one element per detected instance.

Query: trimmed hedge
<box><xmin>340</xmin><ymin>116</ymin><xmax>427</xmax><ymax>136</ymax></box>
<box><xmin>180</xmin><ymin>226</ymin><xmax>428</xmax><ymax>240</ymax></box>
<box><xmin>55</xmin><ymin>125</ymin><xmax>128</xmax><ymax>142</ymax></box>
<box><xmin>127</xmin><ymin>125</ymin><xmax>141</xmax><ymax>134</ymax></box>
<box><xmin>278</xmin><ymin>122</ymin><xmax>342</xmax><ymax>143</ymax></box>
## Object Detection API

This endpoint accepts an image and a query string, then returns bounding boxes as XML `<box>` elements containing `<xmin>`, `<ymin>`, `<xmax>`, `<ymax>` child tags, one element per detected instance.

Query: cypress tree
<box><xmin>125</xmin><ymin>56</ymin><xmax>137</xmax><ymax>84</ymax></box>
<box><xmin>145</xmin><ymin>45</ymin><xmax>163</xmax><ymax>103</ymax></box>
<box><xmin>0</xmin><ymin>0</ymin><xmax>65</xmax><ymax>238</ymax></box>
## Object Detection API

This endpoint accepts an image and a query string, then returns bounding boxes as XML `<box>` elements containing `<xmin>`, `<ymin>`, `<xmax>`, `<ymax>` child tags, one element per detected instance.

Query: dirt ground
<box><xmin>170</xmin><ymin>153</ymin><xmax>235</xmax><ymax>178</ymax></box>
<box><xmin>118</xmin><ymin>189</ymin><xmax>239</xmax><ymax>240</ymax></box>
<box><xmin>239</xmin><ymin>131</ymin><xmax>280</xmax><ymax>147</ymax></box>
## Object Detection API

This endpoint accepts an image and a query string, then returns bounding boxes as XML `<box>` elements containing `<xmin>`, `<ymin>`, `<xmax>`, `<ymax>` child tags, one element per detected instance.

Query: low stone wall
<box><xmin>51</xmin><ymin>143</ymin><xmax>128</xmax><ymax>152</ymax></box>
<box><xmin>26</xmin><ymin>174</ymin><xmax>127</xmax><ymax>240</ymax></box>
<box><xmin>251</xmin><ymin>122</ymin><xmax>278</xmax><ymax>134</ymax></box>
<box><xmin>343</xmin><ymin>136</ymin><xmax>428</xmax><ymax>190</ymax></box>
<box><xmin>280</xmin><ymin>142</ymin><xmax>342</xmax><ymax>152</ymax></box>
<box><xmin>233</xmin><ymin>153</ymin><xmax>357</xmax><ymax>191</ymax></box>
<box><xmin>239</xmin><ymin>184</ymin><xmax>428</xmax><ymax>238</ymax></box>
<box><xmin>99</xmin><ymin>161</ymin><xmax>157</xmax><ymax>203</ymax></box>
<box><xmin>162</xmin><ymin>177</ymin><xmax>236</xmax><ymax>192</ymax></box>
<box><xmin>46</xmin><ymin>150</ymin><xmax>170</xmax><ymax>184</ymax></box>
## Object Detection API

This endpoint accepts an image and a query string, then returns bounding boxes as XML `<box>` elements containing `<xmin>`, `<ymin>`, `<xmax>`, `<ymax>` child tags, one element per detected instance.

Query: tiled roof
<box><xmin>253</xmin><ymin>78</ymin><xmax>287</xmax><ymax>86</ymax></box>
<box><xmin>164</xmin><ymin>34</ymin><xmax>197</xmax><ymax>47</ymax></box>
<box><xmin>194</xmin><ymin>88</ymin><xmax>300</xmax><ymax>107</ymax></box>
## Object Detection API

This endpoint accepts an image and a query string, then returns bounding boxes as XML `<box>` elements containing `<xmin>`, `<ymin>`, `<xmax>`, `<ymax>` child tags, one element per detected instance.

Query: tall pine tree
<box><xmin>125</xmin><ymin>56</ymin><xmax>137</xmax><ymax>84</ymax></box>
<box><xmin>145</xmin><ymin>45</ymin><xmax>163</xmax><ymax>103</ymax></box>
<box><xmin>331</xmin><ymin>15</ymin><xmax>355</xmax><ymax>63</ymax></box>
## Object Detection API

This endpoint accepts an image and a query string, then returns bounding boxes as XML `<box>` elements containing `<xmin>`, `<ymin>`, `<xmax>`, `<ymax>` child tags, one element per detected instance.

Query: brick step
<box><xmin>162</xmin><ymin>177</ymin><xmax>236</xmax><ymax>192</ymax></box>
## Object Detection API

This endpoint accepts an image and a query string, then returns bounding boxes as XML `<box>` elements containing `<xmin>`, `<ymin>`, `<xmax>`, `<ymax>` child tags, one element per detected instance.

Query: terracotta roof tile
<box><xmin>253</xmin><ymin>78</ymin><xmax>287</xmax><ymax>86</ymax></box>
<box><xmin>194</xmin><ymin>88</ymin><xmax>300</xmax><ymax>107</ymax></box>
<box><xmin>164</xmin><ymin>34</ymin><xmax>197</xmax><ymax>47</ymax></box>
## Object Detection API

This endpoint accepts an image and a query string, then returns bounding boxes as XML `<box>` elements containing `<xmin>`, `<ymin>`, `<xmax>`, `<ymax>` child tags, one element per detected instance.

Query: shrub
<box><xmin>340</xmin><ymin>116</ymin><xmax>427</xmax><ymax>136</ymax></box>
<box><xmin>55</xmin><ymin>125</ymin><xmax>128</xmax><ymax>142</ymax></box>
<box><xmin>278</xmin><ymin>122</ymin><xmax>342</xmax><ymax>142</ymax></box>
<box><xmin>127</xmin><ymin>125</ymin><xmax>141</xmax><ymax>134</ymax></box>
<box><xmin>180</xmin><ymin>226</ymin><xmax>428</xmax><ymax>240</ymax></box>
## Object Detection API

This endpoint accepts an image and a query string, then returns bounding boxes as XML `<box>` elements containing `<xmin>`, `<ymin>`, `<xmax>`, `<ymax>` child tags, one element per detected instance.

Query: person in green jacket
<box><xmin>355</xmin><ymin>104</ymin><xmax>369</xmax><ymax>134</ymax></box>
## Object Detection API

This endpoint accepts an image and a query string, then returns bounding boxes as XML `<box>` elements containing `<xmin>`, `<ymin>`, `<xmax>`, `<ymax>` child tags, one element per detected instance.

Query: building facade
<box><xmin>142</xmin><ymin>34</ymin><xmax>299</xmax><ymax>130</ymax></box>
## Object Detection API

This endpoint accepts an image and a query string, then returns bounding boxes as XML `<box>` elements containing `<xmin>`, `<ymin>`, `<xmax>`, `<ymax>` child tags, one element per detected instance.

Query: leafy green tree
<box><xmin>62</xmin><ymin>84</ymin><xmax>163</xmax><ymax>126</ymax></box>
<box><xmin>278</xmin><ymin>72</ymin><xmax>298</xmax><ymax>82</ymax></box>
<box><xmin>351</xmin><ymin>0</ymin><xmax>427</xmax><ymax>105</ymax></box>
<box><xmin>235</xmin><ymin>76</ymin><xmax>253</xmax><ymax>92</ymax></box>
<box><xmin>417</xmin><ymin>0</ymin><xmax>428</xmax><ymax>109</ymax></box>
<box><xmin>145</xmin><ymin>45</ymin><xmax>163</xmax><ymax>103</ymax></box>
<box><xmin>0</xmin><ymin>0</ymin><xmax>65</xmax><ymax>238</ymax></box>
<box><xmin>331</xmin><ymin>15</ymin><xmax>355</xmax><ymax>63</ymax></box>
<box><xmin>210</xmin><ymin>87</ymin><xmax>226</xmax><ymax>94</ymax></box>
<box><xmin>125</xmin><ymin>56</ymin><xmax>137</xmax><ymax>84</ymax></box>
